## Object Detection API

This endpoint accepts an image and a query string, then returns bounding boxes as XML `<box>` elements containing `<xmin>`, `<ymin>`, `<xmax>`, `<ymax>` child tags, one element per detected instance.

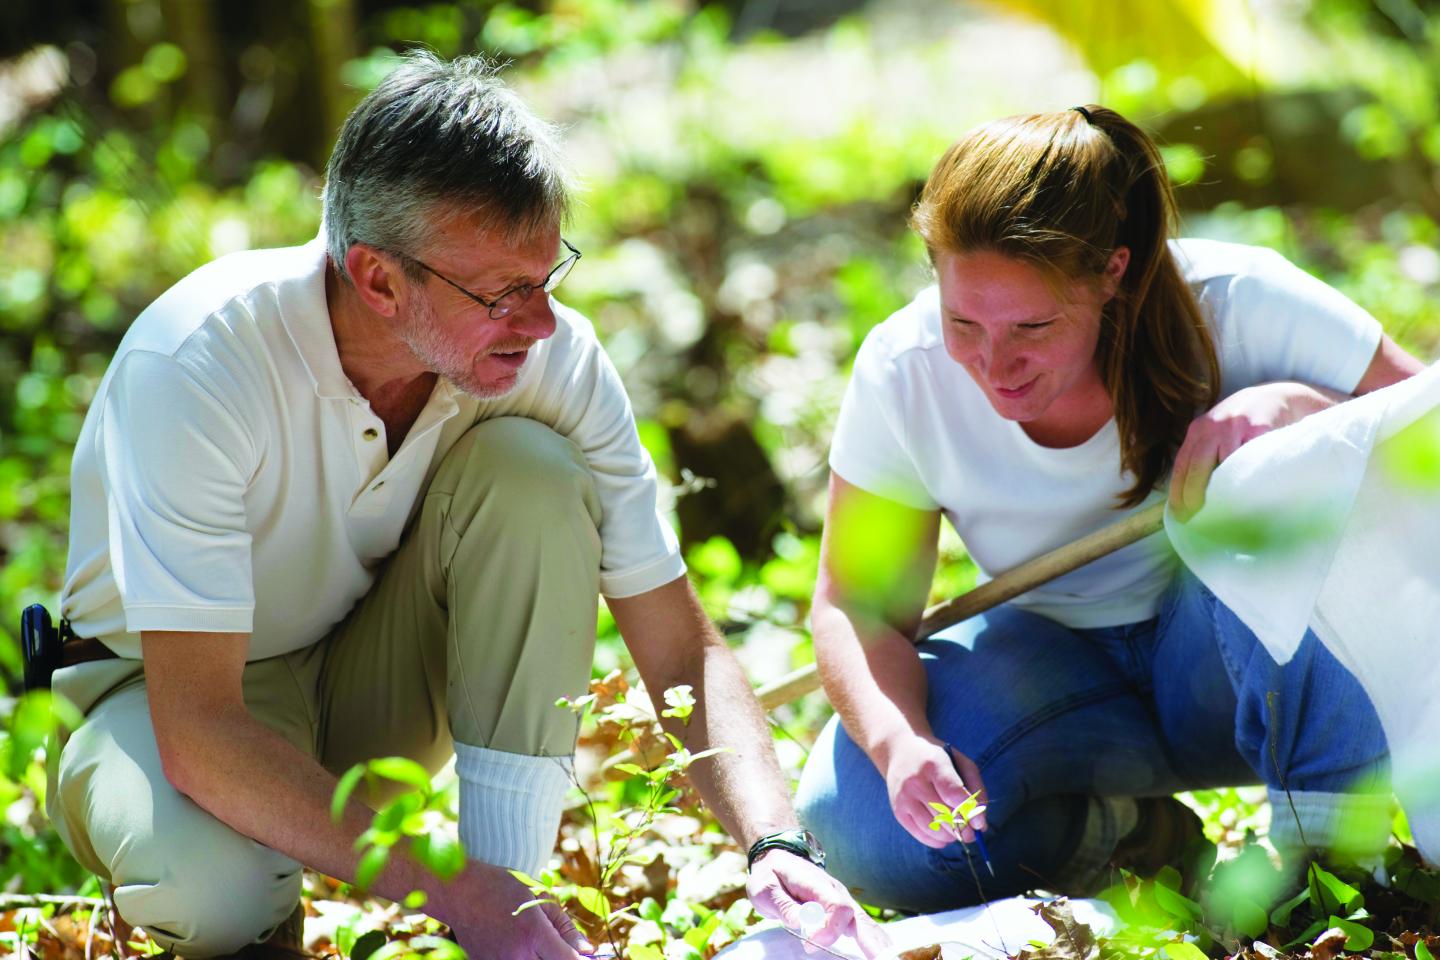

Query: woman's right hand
<box><xmin>881</xmin><ymin>736</ymin><xmax>989</xmax><ymax>847</ymax></box>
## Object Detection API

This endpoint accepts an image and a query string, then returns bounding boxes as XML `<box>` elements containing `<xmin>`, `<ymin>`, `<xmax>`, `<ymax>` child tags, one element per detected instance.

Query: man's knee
<box><xmin>435</xmin><ymin>416</ymin><xmax>601</xmax><ymax>526</ymax></box>
<box><xmin>62</xmin><ymin>756</ymin><xmax>301</xmax><ymax>958</ymax></box>
<box><xmin>52</xmin><ymin>684</ymin><xmax>301</xmax><ymax>957</ymax></box>
<box><xmin>112</xmin><ymin>835</ymin><xmax>301</xmax><ymax>958</ymax></box>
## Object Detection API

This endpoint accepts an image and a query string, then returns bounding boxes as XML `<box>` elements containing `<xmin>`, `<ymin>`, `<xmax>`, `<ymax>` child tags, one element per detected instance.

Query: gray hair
<box><xmin>322</xmin><ymin>51</ymin><xmax>572</xmax><ymax>282</ymax></box>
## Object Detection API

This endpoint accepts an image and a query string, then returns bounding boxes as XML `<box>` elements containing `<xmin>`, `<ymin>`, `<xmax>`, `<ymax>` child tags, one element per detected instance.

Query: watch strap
<box><xmin>746</xmin><ymin>829</ymin><xmax>826</xmax><ymax>870</ymax></box>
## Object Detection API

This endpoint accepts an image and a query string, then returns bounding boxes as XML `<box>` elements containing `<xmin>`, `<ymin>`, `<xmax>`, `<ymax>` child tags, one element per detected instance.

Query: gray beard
<box><xmin>401</xmin><ymin>298</ymin><xmax>524</xmax><ymax>400</ymax></box>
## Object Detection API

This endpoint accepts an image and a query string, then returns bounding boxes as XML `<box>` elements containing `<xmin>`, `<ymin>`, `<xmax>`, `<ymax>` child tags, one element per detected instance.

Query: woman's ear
<box><xmin>1100</xmin><ymin>246</ymin><xmax>1131</xmax><ymax>299</ymax></box>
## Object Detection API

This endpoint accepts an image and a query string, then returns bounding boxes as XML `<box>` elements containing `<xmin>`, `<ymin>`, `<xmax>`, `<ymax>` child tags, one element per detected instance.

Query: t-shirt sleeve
<box><xmin>97</xmin><ymin>350</ymin><xmax>258</xmax><ymax>632</ymax></box>
<box><xmin>828</xmin><ymin>330</ymin><xmax>938</xmax><ymax>510</ymax></box>
<box><xmin>1214</xmin><ymin>247</ymin><xmax>1383</xmax><ymax>395</ymax></box>
<box><xmin>496</xmin><ymin>306</ymin><xmax>685</xmax><ymax>599</ymax></box>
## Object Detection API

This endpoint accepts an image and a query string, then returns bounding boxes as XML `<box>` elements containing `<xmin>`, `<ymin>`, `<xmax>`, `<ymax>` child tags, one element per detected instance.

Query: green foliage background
<box><xmin>1</xmin><ymin>0</ymin><xmax>1439</xmax><ymax>910</ymax></box>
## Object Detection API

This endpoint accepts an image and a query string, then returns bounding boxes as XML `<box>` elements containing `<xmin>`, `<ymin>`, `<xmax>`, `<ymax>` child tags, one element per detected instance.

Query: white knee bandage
<box><xmin>454</xmin><ymin>742</ymin><xmax>575</xmax><ymax>877</ymax></box>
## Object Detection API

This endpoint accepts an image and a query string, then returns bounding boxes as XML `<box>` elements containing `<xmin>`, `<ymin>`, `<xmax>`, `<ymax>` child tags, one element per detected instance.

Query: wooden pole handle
<box><xmin>756</xmin><ymin>501</ymin><xmax>1166</xmax><ymax>711</ymax></box>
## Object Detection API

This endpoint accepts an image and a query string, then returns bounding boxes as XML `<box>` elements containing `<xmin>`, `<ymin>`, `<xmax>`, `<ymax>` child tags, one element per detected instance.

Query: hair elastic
<box><xmin>1071</xmin><ymin>105</ymin><xmax>1093</xmax><ymax>122</ymax></box>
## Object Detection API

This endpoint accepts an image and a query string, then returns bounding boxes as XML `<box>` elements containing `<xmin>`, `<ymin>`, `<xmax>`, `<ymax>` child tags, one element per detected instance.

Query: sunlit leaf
<box><xmin>1308</xmin><ymin>862</ymin><xmax>1364</xmax><ymax>916</ymax></box>
<box><xmin>332</xmin><ymin>764</ymin><xmax>366</xmax><ymax>823</ymax></box>
<box><xmin>1232</xmin><ymin>898</ymin><xmax>1269</xmax><ymax>938</ymax></box>
<box><xmin>687</xmin><ymin>536</ymin><xmax>743</xmax><ymax>584</ymax></box>
<box><xmin>1326</xmin><ymin>916</ymin><xmax>1374</xmax><ymax>952</ymax></box>
<box><xmin>355</xmin><ymin>844</ymin><xmax>390</xmax><ymax>892</ymax></box>
<box><xmin>1153</xmin><ymin>882</ymin><xmax>1203</xmax><ymax>922</ymax></box>
<box><xmin>575</xmin><ymin>885</ymin><xmax>611</xmax><ymax>920</ymax></box>
<box><xmin>1381</xmin><ymin>410</ymin><xmax>1440</xmax><ymax>490</ymax></box>
<box><xmin>413</xmin><ymin>829</ymin><xmax>465</xmax><ymax>882</ymax></box>
<box><xmin>509</xmin><ymin>870</ymin><xmax>547</xmax><ymax>891</ymax></box>
<box><xmin>512</xmin><ymin>897</ymin><xmax>553</xmax><ymax>916</ymax></box>
<box><xmin>1162</xmin><ymin>942</ymin><xmax>1209</xmax><ymax>960</ymax></box>
<box><xmin>367</xmin><ymin>756</ymin><xmax>433</xmax><ymax>793</ymax></box>
<box><xmin>1270</xmin><ymin>887</ymin><xmax>1310</xmax><ymax>926</ymax></box>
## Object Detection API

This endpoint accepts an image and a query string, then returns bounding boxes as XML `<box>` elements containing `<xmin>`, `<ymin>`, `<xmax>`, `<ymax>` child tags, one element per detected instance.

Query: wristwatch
<box><xmin>746</xmin><ymin>828</ymin><xmax>826</xmax><ymax>870</ymax></box>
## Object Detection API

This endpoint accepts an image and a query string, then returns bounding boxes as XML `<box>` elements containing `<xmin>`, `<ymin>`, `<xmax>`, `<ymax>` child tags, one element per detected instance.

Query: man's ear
<box><xmin>344</xmin><ymin>244</ymin><xmax>406</xmax><ymax>318</ymax></box>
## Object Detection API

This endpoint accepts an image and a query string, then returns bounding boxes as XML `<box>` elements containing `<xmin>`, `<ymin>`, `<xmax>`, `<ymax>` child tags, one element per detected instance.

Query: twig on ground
<box><xmin>0</xmin><ymin>893</ymin><xmax>107</xmax><ymax>909</ymax></box>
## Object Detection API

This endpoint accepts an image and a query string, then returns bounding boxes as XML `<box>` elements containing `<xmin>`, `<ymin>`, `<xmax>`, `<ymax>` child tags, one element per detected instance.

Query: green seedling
<box><xmin>928</xmin><ymin>794</ymin><xmax>987</xmax><ymax>838</ymax></box>
<box><xmin>513</xmin><ymin>684</ymin><xmax>732</xmax><ymax>958</ymax></box>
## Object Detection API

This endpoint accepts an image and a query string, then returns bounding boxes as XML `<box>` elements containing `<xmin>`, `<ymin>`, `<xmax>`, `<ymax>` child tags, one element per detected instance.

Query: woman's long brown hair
<box><xmin>910</xmin><ymin>105</ymin><xmax>1220</xmax><ymax>507</ymax></box>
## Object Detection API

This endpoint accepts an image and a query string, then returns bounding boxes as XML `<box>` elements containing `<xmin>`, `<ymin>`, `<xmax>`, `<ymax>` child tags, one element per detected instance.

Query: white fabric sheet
<box><xmin>1167</xmin><ymin>361</ymin><xmax>1440</xmax><ymax>864</ymax></box>
<box><xmin>715</xmin><ymin>897</ymin><xmax>1118</xmax><ymax>960</ymax></box>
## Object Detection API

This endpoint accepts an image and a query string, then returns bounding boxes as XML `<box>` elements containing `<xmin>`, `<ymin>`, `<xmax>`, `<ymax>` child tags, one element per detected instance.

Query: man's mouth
<box><xmin>488</xmin><ymin>345</ymin><xmax>532</xmax><ymax>369</ymax></box>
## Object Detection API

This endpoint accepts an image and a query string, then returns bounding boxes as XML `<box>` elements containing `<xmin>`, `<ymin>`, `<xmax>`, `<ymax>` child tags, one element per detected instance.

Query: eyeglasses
<box><xmin>407</xmin><ymin>238</ymin><xmax>582</xmax><ymax>320</ymax></box>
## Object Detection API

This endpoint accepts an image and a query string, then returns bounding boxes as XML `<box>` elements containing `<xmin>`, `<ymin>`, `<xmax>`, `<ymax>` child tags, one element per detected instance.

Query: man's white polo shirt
<box><xmin>61</xmin><ymin>237</ymin><xmax>685</xmax><ymax>659</ymax></box>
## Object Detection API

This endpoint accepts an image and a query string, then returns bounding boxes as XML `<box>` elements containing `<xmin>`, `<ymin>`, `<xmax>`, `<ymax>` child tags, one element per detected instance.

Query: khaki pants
<box><xmin>47</xmin><ymin>418</ymin><xmax>603</xmax><ymax>956</ymax></box>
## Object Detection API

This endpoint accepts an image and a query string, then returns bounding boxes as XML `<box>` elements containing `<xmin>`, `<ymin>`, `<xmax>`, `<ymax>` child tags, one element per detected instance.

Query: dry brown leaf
<box><xmin>1017</xmin><ymin>899</ymin><xmax>1098</xmax><ymax>960</ymax></box>
<box><xmin>1308</xmin><ymin>927</ymin><xmax>1348</xmax><ymax>960</ymax></box>
<box><xmin>898</xmin><ymin>946</ymin><xmax>943</xmax><ymax>960</ymax></box>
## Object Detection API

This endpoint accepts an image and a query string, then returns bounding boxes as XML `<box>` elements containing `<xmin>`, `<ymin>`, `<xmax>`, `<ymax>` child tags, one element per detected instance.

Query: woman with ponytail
<box><xmin>795</xmin><ymin>106</ymin><xmax>1424</xmax><ymax>911</ymax></box>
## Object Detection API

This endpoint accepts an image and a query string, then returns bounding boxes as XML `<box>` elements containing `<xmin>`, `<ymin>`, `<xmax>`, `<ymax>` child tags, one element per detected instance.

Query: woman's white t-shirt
<box><xmin>828</xmin><ymin>238</ymin><xmax>1383</xmax><ymax>628</ymax></box>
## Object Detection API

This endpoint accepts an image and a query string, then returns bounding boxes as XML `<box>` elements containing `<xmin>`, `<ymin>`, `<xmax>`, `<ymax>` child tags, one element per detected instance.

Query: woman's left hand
<box><xmin>1169</xmin><ymin>381</ymin><xmax>1344</xmax><ymax>521</ymax></box>
<box><xmin>747</xmin><ymin>850</ymin><xmax>893</xmax><ymax>958</ymax></box>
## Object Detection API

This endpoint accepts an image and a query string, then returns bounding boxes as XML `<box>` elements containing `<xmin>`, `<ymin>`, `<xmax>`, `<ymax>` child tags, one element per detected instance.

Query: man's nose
<box><xmin>510</xmin><ymin>293</ymin><xmax>558</xmax><ymax>341</ymax></box>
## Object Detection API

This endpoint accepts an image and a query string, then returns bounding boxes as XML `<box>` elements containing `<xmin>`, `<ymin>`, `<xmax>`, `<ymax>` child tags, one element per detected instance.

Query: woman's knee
<box><xmin>921</xmin><ymin>607</ymin><xmax>1140</xmax><ymax>798</ymax></box>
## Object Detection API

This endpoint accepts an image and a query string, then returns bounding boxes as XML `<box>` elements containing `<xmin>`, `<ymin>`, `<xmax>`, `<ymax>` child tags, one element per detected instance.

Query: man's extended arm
<box><xmin>141</xmin><ymin>630</ymin><xmax>588</xmax><ymax>960</ymax></box>
<box><xmin>607</xmin><ymin>577</ymin><xmax>890</xmax><ymax>957</ymax></box>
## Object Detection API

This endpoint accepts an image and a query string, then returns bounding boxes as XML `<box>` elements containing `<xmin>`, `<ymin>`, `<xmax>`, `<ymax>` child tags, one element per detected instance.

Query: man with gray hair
<box><xmin>48</xmin><ymin>52</ymin><xmax>888</xmax><ymax>958</ymax></box>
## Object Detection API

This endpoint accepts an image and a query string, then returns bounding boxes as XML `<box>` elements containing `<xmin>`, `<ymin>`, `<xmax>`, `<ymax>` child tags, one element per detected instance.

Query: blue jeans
<box><xmin>794</xmin><ymin>571</ymin><xmax>1390</xmax><ymax>912</ymax></box>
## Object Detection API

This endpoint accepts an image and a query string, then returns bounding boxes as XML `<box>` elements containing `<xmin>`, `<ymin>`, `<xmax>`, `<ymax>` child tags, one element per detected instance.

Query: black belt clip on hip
<box><xmin>21</xmin><ymin>603</ymin><xmax>69</xmax><ymax>693</ymax></box>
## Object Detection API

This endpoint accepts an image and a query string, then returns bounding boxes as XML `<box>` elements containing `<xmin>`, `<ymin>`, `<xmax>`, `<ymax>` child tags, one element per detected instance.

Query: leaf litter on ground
<box><xmin>9</xmin><ymin>671</ymin><xmax>1440</xmax><ymax>959</ymax></box>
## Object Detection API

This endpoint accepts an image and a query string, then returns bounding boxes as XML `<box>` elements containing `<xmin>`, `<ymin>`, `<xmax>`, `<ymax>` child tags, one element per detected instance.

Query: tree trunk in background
<box><xmin>1159</xmin><ymin>90</ymin><xmax>1440</xmax><ymax>222</ymax></box>
<box><xmin>101</xmin><ymin>0</ymin><xmax>143</xmax><ymax>87</ymax></box>
<box><xmin>308</xmin><ymin>0</ymin><xmax>360</xmax><ymax>168</ymax></box>
<box><xmin>159</xmin><ymin>0</ymin><xmax>225</xmax><ymax>121</ymax></box>
<box><xmin>664</xmin><ymin>180</ymin><xmax>788</xmax><ymax>562</ymax></box>
<box><xmin>669</xmin><ymin>409</ymin><xmax>787</xmax><ymax>562</ymax></box>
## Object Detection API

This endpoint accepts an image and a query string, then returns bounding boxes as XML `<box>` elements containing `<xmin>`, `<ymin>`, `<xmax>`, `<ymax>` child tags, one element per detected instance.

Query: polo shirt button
<box><xmin>362</xmin><ymin>427</ymin><xmax>379</xmax><ymax>441</ymax></box>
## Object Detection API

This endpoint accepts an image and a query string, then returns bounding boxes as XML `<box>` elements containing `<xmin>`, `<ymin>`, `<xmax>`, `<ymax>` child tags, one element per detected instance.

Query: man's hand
<box><xmin>880</xmin><ymin>736</ymin><xmax>988</xmax><ymax>847</ymax></box>
<box><xmin>431</xmin><ymin>862</ymin><xmax>591</xmax><ymax>960</ymax></box>
<box><xmin>747</xmin><ymin>851</ymin><xmax>892</xmax><ymax>958</ymax></box>
<box><xmin>1168</xmin><ymin>381</ymin><xmax>1343</xmax><ymax>521</ymax></box>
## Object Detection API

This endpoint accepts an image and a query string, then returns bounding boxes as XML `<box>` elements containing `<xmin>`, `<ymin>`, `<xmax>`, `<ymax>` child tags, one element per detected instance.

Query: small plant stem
<box><xmin>1266</xmin><ymin>690</ymin><xmax>1312</xmax><ymax>856</ymax></box>
<box><xmin>957</xmin><ymin>829</ymin><xmax>1011</xmax><ymax>957</ymax></box>
<box><xmin>565</xmin><ymin>757</ymin><xmax>622</xmax><ymax>955</ymax></box>
<box><xmin>0</xmin><ymin>893</ymin><xmax>108</xmax><ymax>908</ymax></box>
<box><xmin>86</xmin><ymin>900</ymin><xmax>100</xmax><ymax>960</ymax></box>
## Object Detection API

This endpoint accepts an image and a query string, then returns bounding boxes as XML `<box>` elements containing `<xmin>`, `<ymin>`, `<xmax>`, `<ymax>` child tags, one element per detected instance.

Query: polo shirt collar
<box><xmin>281</xmin><ymin>235</ymin><xmax>362</xmax><ymax>401</ymax></box>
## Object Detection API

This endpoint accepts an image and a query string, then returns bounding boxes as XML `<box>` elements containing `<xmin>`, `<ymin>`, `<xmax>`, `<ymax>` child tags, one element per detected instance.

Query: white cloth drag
<box><xmin>1167</xmin><ymin>361</ymin><xmax>1440</xmax><ymax>864</ymax></box>
<box><xmin>715</xmin><ymin>897</ymin><xmax>1117</xmax><ymax>960</ymax></box>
